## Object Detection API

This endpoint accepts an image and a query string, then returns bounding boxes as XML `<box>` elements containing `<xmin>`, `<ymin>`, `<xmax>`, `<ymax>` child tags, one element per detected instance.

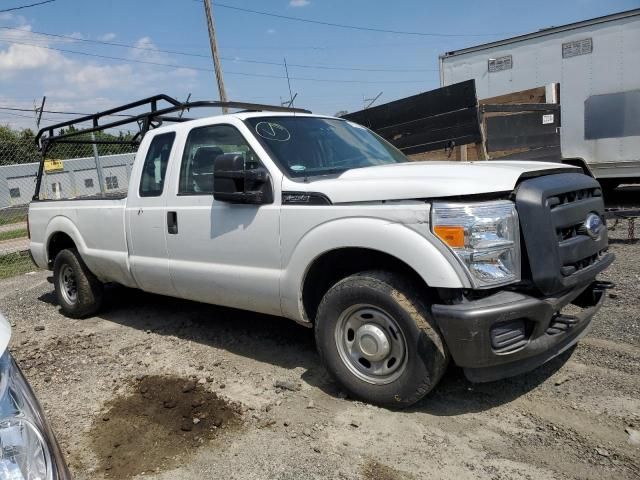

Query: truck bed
<box><xmin>28</xmin><ymin>197</ymin><xmax>134</xmax><ymax>287</ymax></box>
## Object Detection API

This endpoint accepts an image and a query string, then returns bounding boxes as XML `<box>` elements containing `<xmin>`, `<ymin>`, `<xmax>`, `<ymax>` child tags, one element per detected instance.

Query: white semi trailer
<box><xmin>440</xmin><ymin>8</ymin><xmax>640</xmax><ymax>191</ymax></box>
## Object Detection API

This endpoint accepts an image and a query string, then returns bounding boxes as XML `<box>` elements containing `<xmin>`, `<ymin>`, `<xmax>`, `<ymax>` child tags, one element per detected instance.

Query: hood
<box><xmin>282</xmin><ymin>160</ymin><xmax>578</xmax><ymax>204</ymax></box>
<box><xmin>0</xmin><ymin>313</ymin><xmax>10</xmax><ymax>356</ymax></box>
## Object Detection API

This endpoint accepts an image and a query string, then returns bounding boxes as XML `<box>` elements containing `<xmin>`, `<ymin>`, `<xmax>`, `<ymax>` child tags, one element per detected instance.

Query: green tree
<box><xmin>0</xmin><ymin>124</ymin><xmax>137</xmax><ymax>165</ymax></box>
<box><xmin>0</xmin><ymin>125</ymin><xmax>40</xmax><ymax>166</ymax></box>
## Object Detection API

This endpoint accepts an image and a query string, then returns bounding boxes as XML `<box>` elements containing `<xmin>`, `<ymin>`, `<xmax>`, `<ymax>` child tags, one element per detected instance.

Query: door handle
<box><xmin>167</xmin><ymin>211</ymin><xmax>178</xmax><ymax>234</ymax></box>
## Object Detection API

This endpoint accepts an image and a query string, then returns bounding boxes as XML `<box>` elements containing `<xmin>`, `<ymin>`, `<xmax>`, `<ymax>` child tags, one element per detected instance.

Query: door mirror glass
<box><xmin>213</xmin><ymin>154</ymin><xmax>272</xmax><ymax>204</ymax></box>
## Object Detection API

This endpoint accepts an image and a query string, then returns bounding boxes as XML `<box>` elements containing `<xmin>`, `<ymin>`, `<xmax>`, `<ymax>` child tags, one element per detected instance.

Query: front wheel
<box><xmin>315</xmin><ymin>270</ymin><xmax>448</xmax><ymax>408</ymax></box>
<box><xmin>53</xmin><ymin>248</ymin><xmax>104</xmax><ymax>318</ymax></box>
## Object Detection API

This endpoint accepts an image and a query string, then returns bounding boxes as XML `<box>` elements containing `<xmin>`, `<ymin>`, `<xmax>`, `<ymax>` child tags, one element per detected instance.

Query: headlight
<box><xmin>0</xmin><ymin>351</ymin><xmax>67</xmax><ymax>480</ymax></box>
<box><xmin>0</xmin><ymin>418</ymin><xmax>49</xmax><ymax>479</ymax></box>
<box><xmin>431</xmin><ymin>200</ymin><xmax>520</xmax><ymax>288</ymax></box>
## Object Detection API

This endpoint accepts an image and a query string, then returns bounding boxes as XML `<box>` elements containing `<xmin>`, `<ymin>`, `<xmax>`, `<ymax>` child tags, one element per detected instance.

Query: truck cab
<box><xmin>28</xmin><ymin>98</ymin><xmax>614</xmax><ymax>407</ymax></box>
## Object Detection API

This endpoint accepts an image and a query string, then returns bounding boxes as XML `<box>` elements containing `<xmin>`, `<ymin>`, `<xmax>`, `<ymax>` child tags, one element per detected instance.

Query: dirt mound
<box><xmin>362</xmin><ymin>460</ymin><xmax>414</xmax><ymax>480</ymax></box>
<box><xmin>90</xmin><ymin>375</ymin><xmax>242</xmax><ymax>478</ymax></box>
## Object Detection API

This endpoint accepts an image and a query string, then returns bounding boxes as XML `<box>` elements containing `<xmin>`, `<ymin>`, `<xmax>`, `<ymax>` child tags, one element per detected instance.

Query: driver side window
<box><xmin>178</xmin><ymin>124</ymin><xmax>260</xmax><ymax>195</ymax></box>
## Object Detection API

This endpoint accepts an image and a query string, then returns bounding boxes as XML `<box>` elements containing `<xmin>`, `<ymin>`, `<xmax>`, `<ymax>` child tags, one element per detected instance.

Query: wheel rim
<box><xmin>335</xmin><ymin>304</ymin><xmax>408</xmax><ymax>385</ymax></box>
<box><xmin>59</xmin><ymin>264</ymin><xmax>78</xmax><ymax>305</ymax></box>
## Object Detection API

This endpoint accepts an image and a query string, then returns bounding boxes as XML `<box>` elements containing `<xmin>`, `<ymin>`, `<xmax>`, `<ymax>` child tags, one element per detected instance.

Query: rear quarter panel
<box><xmin>29</xmin><ymin>199</ymin><xmax>136</xmax><ymax>286</ymax></box>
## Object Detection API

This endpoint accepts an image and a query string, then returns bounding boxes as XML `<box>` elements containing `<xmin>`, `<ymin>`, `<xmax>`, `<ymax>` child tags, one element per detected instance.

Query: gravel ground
<box><xmin>1</xmin><ymin>226</ymin><xmax>639</xmax><ymax>480</ymax></box>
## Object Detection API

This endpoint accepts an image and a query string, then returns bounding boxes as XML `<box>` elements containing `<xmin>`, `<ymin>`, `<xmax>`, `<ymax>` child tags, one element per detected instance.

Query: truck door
<box><xmin>164</xmin><ymin>122</ymin><xmax>282</xmax><ymax>316</ymax></box>
<box><xmin>125</xmin><ymin>131</ymin><xmax>179</xmax><ymax>296</ymax></box>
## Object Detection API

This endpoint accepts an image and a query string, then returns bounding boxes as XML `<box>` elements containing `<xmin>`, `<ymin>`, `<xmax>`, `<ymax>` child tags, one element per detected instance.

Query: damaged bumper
<box><xmin>432</xmin><ymin>280</ymin><xmax>612</xmax><ymax>383</ymax></box>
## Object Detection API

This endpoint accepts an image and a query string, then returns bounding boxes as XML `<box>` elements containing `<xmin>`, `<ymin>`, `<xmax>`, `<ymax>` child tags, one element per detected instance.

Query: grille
<box><xmin>547</xmin><ymin>187</ymin><xmax>600</xmax><ymax>210</ymax></box>
<box><xmin>560</xmin><ymin>249</ymin><xmax>608</xmax><ymax>276</ymax></box>
<box><xmin>516</xmin><ymin>173</ymin><xmax>611</xmax><ymax>295</ymax></box>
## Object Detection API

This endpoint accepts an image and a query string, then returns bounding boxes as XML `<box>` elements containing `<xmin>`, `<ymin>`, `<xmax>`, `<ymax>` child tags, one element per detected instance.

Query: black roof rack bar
<box><xmin>47</xmin><ymin>139</ymin><xmax>140</xmax><ymax>145</ymax></box>
<box><xmin>35</xmin><ymin>97</ymin><xmax>311</xmax><ymax>147</ymax></box>
<box><xmin>36</xmin><ymin>94</ymin><xmax>181</xmax><ymax>145</ymax></box>
<box><xmin>32</xmin><ymin>95</ymin><xmax>311</xmax><ymax>201</ymax></box>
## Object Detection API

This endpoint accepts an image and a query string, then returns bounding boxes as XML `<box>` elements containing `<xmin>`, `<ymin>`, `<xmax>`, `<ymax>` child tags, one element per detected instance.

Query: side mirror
<box><xmin>213</xmin><ymin>154</ymin><xmax>273</xmax><ymax>204</ymax></box>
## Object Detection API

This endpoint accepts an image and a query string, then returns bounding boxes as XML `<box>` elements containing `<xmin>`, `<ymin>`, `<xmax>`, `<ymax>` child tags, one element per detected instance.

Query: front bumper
<box><xmin>432</xmin><ymin>280</ymin><xmax>611</xmax><ymax>382</ymax></box>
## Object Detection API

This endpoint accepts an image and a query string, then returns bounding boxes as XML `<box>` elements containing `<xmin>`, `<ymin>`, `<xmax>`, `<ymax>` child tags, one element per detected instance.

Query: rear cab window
<box><xmin>139</xmin><ymin>132</ymin><xmax>176</xmax><ymax>197</ymax></box>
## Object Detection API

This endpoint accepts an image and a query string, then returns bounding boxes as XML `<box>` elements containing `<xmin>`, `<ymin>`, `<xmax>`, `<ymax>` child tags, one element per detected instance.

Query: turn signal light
<box><xmin>433</xmin><ymin>226</ymin><xmax>465</xmax><ymax>248</ymax></box>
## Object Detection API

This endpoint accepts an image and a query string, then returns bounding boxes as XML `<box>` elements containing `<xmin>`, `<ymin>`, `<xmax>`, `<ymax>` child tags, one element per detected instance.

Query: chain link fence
<box><xmin>0</xmin><ymin>134</ymin><xmax>137</xmax><ymax>278</ymax></box>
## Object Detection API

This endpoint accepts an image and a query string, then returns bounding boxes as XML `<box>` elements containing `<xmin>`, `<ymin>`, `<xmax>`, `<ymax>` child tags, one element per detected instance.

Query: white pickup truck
<box><xmin>28</xmin><ymin>104</ymin><xmax>614</xmax><ymax>407</ymax></box>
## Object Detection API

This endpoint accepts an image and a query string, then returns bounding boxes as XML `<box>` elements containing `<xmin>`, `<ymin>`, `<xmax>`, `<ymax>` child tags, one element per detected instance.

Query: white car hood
<box><xmin>283</xmin><ymin>160</ymin><xmax>577</xmax><ymax>204</ymax></box>
<box><xmin>0</xmin><ymin>313</ymin><xmax>11</xmax><ymax>356</ymax></box>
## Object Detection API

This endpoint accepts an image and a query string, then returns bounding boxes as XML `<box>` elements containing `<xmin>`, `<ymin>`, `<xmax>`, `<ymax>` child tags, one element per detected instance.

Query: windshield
<box><xmin>244</xmin><ymin>116</ymin><xmax>408</xmax><ymax>178</ymax></box>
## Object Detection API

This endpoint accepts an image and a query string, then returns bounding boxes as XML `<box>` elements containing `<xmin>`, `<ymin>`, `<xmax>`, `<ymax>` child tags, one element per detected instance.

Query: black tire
<box><xmin>315</xmin><ymin>270</ymin><xmax>448</xmax><ymax>408</ymax></box>
<box><xmin>53</xmin><ymin>248</ymin><xmax>104</xmax><ymax>318</ymax></box>
<box><xmin>599</xmin><ymin>180</ymin><xmax>620</xmax><ymax>199</ymax></box>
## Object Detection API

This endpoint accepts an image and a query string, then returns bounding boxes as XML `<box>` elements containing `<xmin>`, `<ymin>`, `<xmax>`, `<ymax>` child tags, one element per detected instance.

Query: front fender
<box><xmin>280</xmin><ymin>217</ymin><xmax>470</xmax><ymax>323</ymax></box>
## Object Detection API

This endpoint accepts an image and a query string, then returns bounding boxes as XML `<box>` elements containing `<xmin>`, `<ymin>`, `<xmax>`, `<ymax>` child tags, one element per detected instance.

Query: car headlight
<box><xmin>0</xmin><ymin>351</ymin><xmax>67</xmax><ymax>480</ymax></box>
<box><xmin>0</xmin><ymin>418</ymin><xmax>49</xmax><ymax>479</ymax></box>
<box><xmin>431</xmin><ymin>200</ymin><xmax>521</xmax><ymax>288</ymax></box>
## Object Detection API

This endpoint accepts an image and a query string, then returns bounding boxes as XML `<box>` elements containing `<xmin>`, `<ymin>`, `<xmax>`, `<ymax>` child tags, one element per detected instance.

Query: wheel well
<box><xmin>47</xmin><ymin>232</ymin><xmax>76</xmax><ymax>268</ymax></box>
<box><xmin>301</xmin><ymin>248</ymin><xmax>434</xmax><ymax>323</ymax></box>
<box><xmin>561</xmin><ymin>158</ymin><xmax>592</xmax><ymax>176</ymax></box>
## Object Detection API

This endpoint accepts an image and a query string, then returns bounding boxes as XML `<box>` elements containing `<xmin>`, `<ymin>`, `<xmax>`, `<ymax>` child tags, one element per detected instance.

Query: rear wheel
<box><xmin>53</xmin><ymin>248</ymin><xmax>104</xmax><ymax>318</ymax></box>
<box><xmin>315</xmin><ymin>270</ymin><xmax>448</xmax><ymax>408</ymax></box>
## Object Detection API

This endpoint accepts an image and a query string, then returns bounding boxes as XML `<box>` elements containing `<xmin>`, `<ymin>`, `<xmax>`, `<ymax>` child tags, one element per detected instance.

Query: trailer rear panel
<box><xmin>440</xmin><ymin>9</ymin><xmax>640</xmax><ymax>182</ymax></box>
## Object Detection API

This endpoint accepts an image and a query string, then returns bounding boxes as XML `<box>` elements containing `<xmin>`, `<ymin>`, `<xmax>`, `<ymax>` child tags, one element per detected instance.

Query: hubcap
<box><xmin>59</xmin><ymin>265</ymin><xmax>77</xmax><ymax>305</ymax></box>
<box><xmin>335</xmin><ymin>304</ymin><xmax>408</xmax><ymax>385</ymax></box>
<box><xmin>355</xmin><ymin>324</ymin><xmax>390</xmax><ymax>361</ymax></box>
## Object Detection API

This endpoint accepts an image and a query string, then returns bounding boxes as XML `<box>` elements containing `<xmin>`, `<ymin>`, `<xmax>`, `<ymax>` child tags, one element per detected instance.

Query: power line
<box><xmin>0</xmin><ymin>39</ymin><xmax>432</xmax><ymax>84</ymax></box>
<box><xmin>0</xmin><ymin>110</ymin><xmax>92</xmax><ymax>128</ymax></box>
<box><xmin>210</xmin><ymin>2</ymin><xmax>515</xmax><ymax>38</ymax></box>
<box><xmin>0</xmin><ymin>110</ymin><xmax>36</xmax><ymax>120</ymax></box>
<box><xmin>0</xmin><ymin>112</ymin><xmax>137</xmax><ymax>133</ymax></box>
<box><xmin>0</xmin><ymin>105</ymin><xmax>131</xmax><ymax>117</ymax></box>
<box><xmin>0</xmin><ymin>0</ymin><xmax>55</xmax><ymax>14</ymax></box>
<box><xmin>0</xmin><ymin>25</ymin><xmax>436</xmax><ymax>72</ymax></box>
<box><xmin>227</xmin><ymin>57</ymin><xmax>436</xmax><ymax>73</ymax></box>
<box><xmin>0</xmin><ymin>25</ymin><xmax>210</xmax><ymax>58</ymax></box>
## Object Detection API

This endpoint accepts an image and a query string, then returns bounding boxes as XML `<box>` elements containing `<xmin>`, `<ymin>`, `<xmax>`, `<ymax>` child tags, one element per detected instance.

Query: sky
<box><xmin>0</xmin><ymin>0</ymin><xmax>638</xmax><ymax>131</ymax></box>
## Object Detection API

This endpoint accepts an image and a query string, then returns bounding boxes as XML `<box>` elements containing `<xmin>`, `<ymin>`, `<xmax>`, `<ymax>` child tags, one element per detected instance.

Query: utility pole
<box><xmin>203</xmin><ymin>0</ymin><xmax>228</xmax><ymax>113</ymax></box>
